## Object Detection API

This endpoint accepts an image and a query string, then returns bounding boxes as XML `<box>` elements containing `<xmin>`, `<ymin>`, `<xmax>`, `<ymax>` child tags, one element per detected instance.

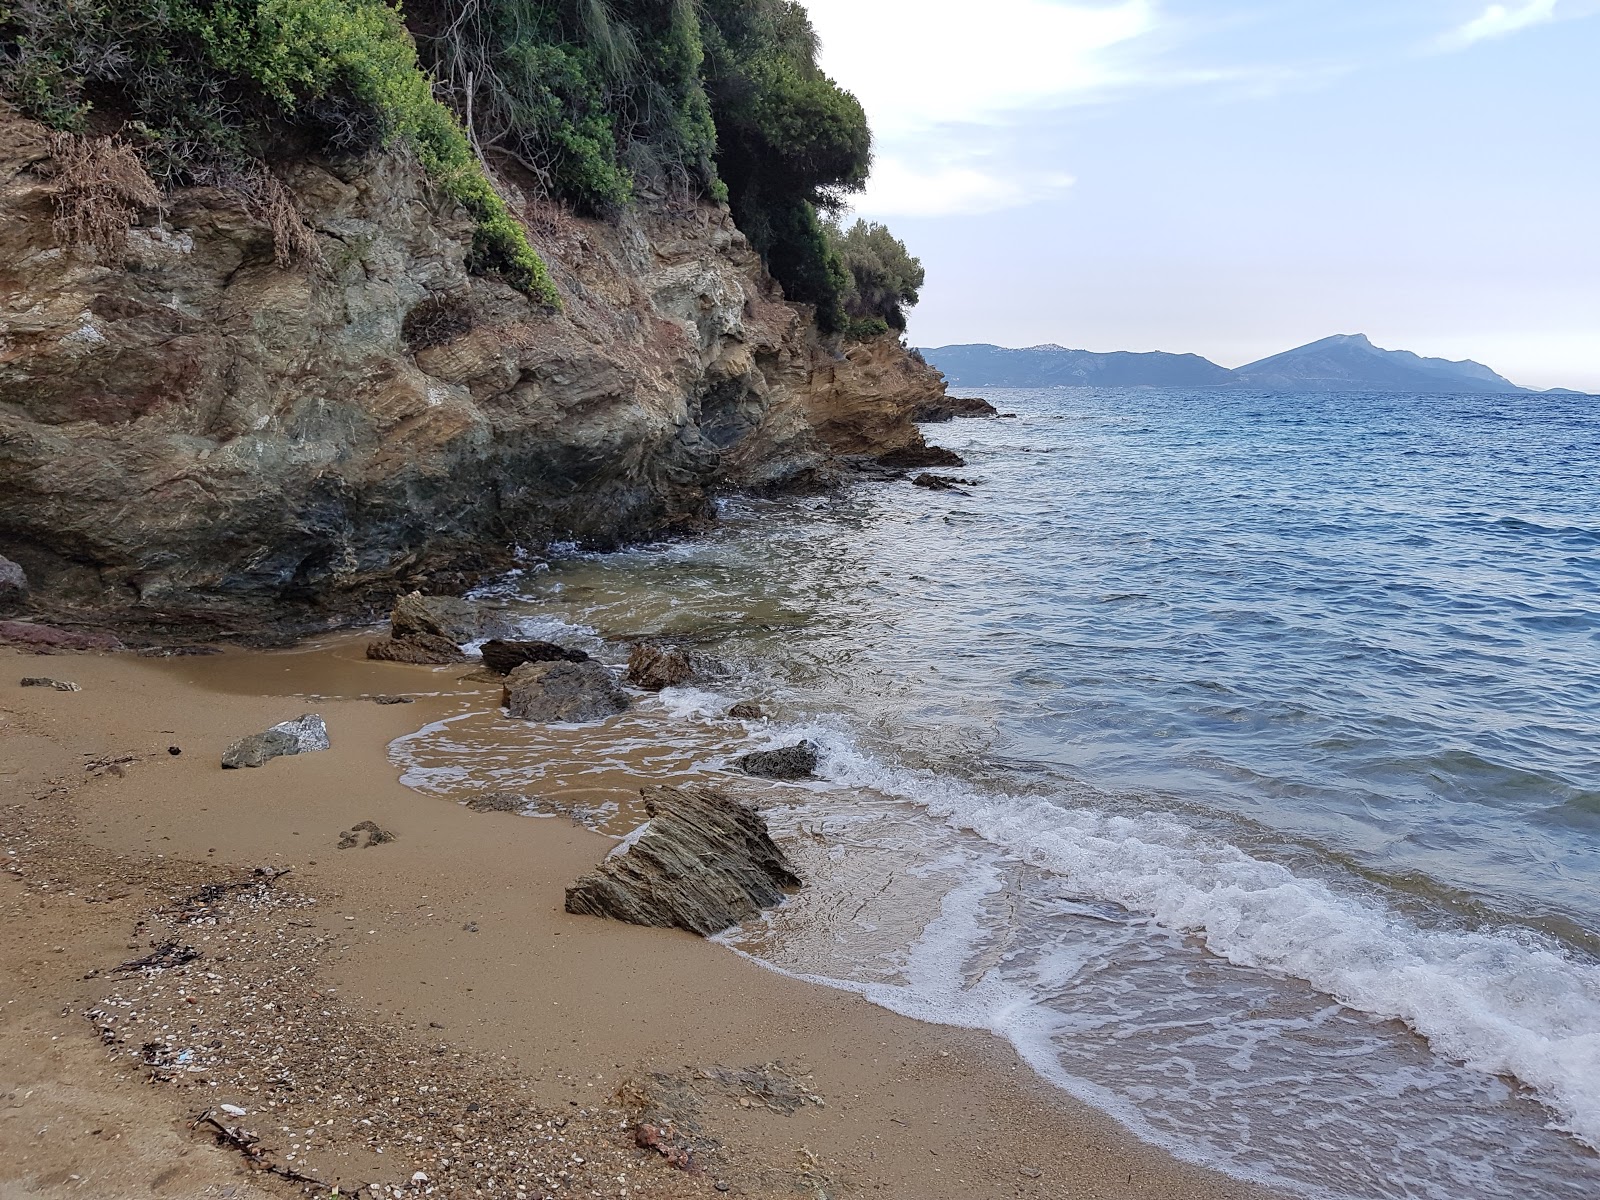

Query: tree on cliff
<box><xmin>826</xmin><ymin>218</ymin><xmax>924</xmax><ymax>334</ymax></box>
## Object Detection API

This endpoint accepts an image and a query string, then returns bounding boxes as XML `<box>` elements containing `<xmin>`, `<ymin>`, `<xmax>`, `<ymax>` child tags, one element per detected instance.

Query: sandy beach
<box><xmin>2</xmin><ymin>636</ymin><xmax>1277</xmax><ymax>1199</ymax></box>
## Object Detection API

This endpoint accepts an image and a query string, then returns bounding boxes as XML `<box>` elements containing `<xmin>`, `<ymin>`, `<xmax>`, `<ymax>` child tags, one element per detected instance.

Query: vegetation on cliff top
<box><xmin>0</xmin><ymin>0</ymin><xmax>920</xmax><ymax>332</ymax></box>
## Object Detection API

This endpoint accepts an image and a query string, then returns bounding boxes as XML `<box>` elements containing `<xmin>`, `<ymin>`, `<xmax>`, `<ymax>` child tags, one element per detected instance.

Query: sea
<box><xmin>393</xmin><ymin>386</ymin><xmax>1600</xmax><ymax>1199</ymax></box>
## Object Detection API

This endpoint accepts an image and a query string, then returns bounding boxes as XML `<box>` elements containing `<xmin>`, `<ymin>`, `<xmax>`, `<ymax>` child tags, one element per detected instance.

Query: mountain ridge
<box><xmin>923</xmin><ymin>335</ymin><xmax>1567</xmax><ymax>393</ymax></box>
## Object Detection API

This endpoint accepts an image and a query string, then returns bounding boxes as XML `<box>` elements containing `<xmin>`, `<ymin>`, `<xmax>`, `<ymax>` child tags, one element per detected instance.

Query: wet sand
<box><xmin>1</xmin><ymin>637</ymin><xmax>1279</xmax><ymax>1199</ymax></box>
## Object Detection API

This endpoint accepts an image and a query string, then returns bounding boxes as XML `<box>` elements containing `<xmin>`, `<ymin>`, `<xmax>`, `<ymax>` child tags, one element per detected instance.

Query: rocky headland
<box><xmin>0</xmin><ymin>103</ymin><xmax>951</xmax><ymax>641</ymax></box>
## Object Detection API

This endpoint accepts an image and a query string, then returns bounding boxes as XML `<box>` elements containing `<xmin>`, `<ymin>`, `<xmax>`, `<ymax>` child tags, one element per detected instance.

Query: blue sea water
<box><xmin>400</xmin><ymin>386</ymin><xmax>1600</xmax><ymax>1198</ymax></box>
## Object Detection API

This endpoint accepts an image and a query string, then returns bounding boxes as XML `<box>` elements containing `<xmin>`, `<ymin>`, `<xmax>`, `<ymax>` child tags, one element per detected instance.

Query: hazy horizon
<box><xmin>803</xmin><ymin>1</ymin><xmax>1600</xmax><ymax>393</ymax></box>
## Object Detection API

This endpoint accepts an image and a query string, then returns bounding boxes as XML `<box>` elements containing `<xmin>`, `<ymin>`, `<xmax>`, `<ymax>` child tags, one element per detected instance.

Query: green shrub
<box><xmin>826</xmin><ymin>217</ymin><xmax>924</xmax><ymax>333</ymax></box>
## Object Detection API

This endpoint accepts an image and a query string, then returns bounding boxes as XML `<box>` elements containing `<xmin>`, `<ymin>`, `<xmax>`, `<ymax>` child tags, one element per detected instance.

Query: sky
<box><xmin>801</xmin><ymin>0</ymin><xmax>1600</xmax><ymax>391</ymax></box>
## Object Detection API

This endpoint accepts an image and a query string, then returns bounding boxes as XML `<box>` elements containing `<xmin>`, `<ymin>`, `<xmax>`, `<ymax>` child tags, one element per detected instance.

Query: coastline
<box><xmin>1</xmin><ymin>637</ymin><xmax>1277</xmax><ymax>1199</ymax></box>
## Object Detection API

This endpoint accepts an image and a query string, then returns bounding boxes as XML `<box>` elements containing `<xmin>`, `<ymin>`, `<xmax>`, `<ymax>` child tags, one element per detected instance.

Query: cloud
<box><xmin>803</xmin><ymin>0</ymin><xmax>1156</xmax><ymax>136</ymax></box>
<box><xmin>1440</xmin><ymin>0</ymin><xmax>1559</xmax><ymax>48</ymax></box>
<box><xmin>849</xmin><ymin>156</ymin><xmax>1076</xmax><ymax>218</ymax></box>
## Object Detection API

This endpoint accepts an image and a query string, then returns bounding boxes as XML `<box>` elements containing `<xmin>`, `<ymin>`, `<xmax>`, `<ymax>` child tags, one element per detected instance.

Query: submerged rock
<box><xmin>481</xmin><ymin>639</ymin><xmax>589</xmax><ymax>676</ymax></box>
<box><xmin>735</xmin><ymin>741</ymin><xmax>820</xmax><ymax>780</ymax></box>
<box><xmin>626</xmin><ymin>642</ymin><xmax>693</xmax><ymax>692</ymax></box>
<box><xmin>502</xmin><ymin>659</ymin><xmax>630</xmax><ymax>723</ymax></box>
<box><xmin>565</xmin><ymin>784</ymin><xmax>801</xmax><ymax>936</ymax></box>
<box><xmin>222</xmin><ymin>713</ymin><xmax>329</xmax><ymax>769</ymax></box>
<box><xmin>728</xmin><ymin>701</ymin><xmax>766</xmax><ymax>720</ymax></box>
<box><xmin>466</xmin><ymin>790</ymin><xmax>527</xmax><ymax>813</ymax></box>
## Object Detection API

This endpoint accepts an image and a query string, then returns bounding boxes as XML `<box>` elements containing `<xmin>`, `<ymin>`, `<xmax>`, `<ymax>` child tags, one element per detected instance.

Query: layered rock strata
<box><xmin>565</xmin><ymin>784</ymin><xmax>800</xmax><ymax>936</ymax></box>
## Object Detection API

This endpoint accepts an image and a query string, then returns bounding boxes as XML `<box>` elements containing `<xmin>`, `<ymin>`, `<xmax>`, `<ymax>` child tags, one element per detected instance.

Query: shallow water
<box><xmin>396</xmin><ymin>386</ymin><xmax>1600</xmax><ymax>1198</ymax></box>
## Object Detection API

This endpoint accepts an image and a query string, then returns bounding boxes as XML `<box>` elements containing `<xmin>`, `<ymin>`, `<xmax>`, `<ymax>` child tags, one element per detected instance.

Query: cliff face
<box><xmin>0</xmin><ymin>109</ymin><xmax>946</xmax><ymax>632</ymax></box>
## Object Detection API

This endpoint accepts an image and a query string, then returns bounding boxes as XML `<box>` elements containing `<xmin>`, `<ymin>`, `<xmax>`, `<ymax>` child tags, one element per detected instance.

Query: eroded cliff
<box><xmin>0</xmin><ymin>108</ymin><xmax>947</xmax><ymax>633</ymax></box>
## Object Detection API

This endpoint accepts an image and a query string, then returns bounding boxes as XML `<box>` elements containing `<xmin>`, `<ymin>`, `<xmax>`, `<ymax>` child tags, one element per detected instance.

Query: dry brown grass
<box><xmin>46</xmin><ymin>133</ymin><xmax>161</xmax><ymax>258</ymax></box>
<box><xmin>243</xmin><ymin>169</ymin><xmax>321</xmax><ymax>268</ymax></box>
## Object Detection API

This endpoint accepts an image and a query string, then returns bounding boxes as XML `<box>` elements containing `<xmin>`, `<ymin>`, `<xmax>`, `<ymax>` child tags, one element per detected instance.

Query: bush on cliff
<box><xmin>826</xmin><ymin>217</ymin><xmax>925</xmax><ymax>335</ymax></box>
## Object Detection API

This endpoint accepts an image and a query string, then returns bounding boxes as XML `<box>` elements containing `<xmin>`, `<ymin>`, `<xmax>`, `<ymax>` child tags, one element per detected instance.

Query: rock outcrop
<box><xmin>0</xmin><ymin>556</ymin><xmax>26</xmax><ymax>611</ymax></box>
<box><xmin>564</xmin><ymin>784</ymin><xmax>801</xmax><ymax>936</ymax></box>
<box><xmin>626</xmin><ymin>642</ymin><xmax>693</xmax><ymax>692</ymax></box>
<box><xmin>912</xmin><ymin>395</ymin><xmax>999</xmax><ymax>422</ymax></box>
<box><xmin>0</xmin><ymin>106</ymin><xmax>957</xmax><ymax>633</ymax></box>
<box><xmin>502</xmin><ymin>659</ymin><xmax>630</xmax><ymax>723</ymax></box>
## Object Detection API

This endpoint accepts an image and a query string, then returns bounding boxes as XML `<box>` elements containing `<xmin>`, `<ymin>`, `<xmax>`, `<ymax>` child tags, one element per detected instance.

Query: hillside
<box><xmin>923</xmin><ymin>335</ymin><xmax>1536</xmax><ymax>393</ymax></box>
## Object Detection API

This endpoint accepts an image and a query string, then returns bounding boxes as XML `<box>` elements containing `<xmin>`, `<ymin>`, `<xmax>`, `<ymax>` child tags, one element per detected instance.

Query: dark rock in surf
<box><xmin>913</xmin><ymin>473</ymin><xmax>975</xmax><ymax>492</ymax></box>
<box><xmin>466</xmin><ymin>790</ymin><xmax>527</xmax><ymax>813</ymax></box>
<box><xmin>912</xmin><ymin>396</ymin><xmax>999</xmax><ymax>422</ymax></box>
<box><xmin>626</xmin><ymin>642</ymin><xmax>693</xmax><ymax>692</ymax></box>
<box><xmin>481</xmin><ymin>638</ymin><xmax>589</xmax><ymax>675</ymax></box>
<box><xmin>735</xmin><ymin>741</ymin><xmax>819</xmax><ymax>780</ymax></box>
<box><xmin>728</xmin><ymin>701</ymin><xmax>765</xmax><ymax>720</ymax></box>
<box><xmin>502</xmin><ymin>659</ymin><xmax>630</xmax><ymax>723</ymax></box>
<box><xmin>564</xmin><ymin>784</ymin><xmax>801</xmax><ymax>936</ymax></box>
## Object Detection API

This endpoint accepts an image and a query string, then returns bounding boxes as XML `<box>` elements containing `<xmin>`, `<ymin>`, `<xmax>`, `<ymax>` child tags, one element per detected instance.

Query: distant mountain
<box><xmin>924</xmin><ymin>343</ymin><xmax>1235</xmax><ymax>389</ymax></box>
<box><xmin>1232</xmin><ymin>334</ymin><xmax>1523</xmax><ymax>393</ymax></box>
<box><xmin>921</xmin><ymin>335</ymin><xmax>1539</xmax><ymax>393</ymax></box>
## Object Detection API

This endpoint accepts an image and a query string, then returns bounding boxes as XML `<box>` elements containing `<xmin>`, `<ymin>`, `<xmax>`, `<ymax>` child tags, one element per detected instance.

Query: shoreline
<box><xmin>1</xmin><ymin>636</ymin><xmax>1277</xmax><ymax>1199</ymax></box>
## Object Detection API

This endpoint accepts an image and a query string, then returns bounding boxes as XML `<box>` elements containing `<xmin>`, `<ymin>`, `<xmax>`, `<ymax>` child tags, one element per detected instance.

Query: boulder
<box><xmin>502</xmin><ymin>659</ymin><xmax>630</xmax><ymax>723</ymax></box>
<box><xmin>222</xmin><ymin>713</ymin><xmax>329</xmax><ymax>769</ymax></box>
<box><xmin>0</xmin><ymin>620</ymin><xmax>123</xmax><ymax>652</ymax></box>
<box><xmin>366</xmin><ymin>592</ymin><xmax>473</xmax><ymax>664</ymax></box>
<box><xmin>0</xmin><ymin>556</ymin><xmax>26</xmax><ymax>611</ymax></box>
<box><xmin>728</xmin><ymin>701</ymin><xmax>765</xmax><ymax>720</ymax></box>
<box><xmin>20</xmin><ymin>676</ymin><xmax>80</xmax><ymax>691</ymax></box>
<box><xmin>564</xmin><ymin>784</ymin><xmax>801</xmax><ymax>936</ymax></box>
<box><xmin>735</xmin><ymin>741</ymin><xmax>820</xmax><ymax>780</ymax></box>
<box><xmin>911</xmin><ymin>396</ymin><xmax>999</xmax><ymax>422</ymax></box>
<box><xmin>481</xmin><ymin>639</ymin><xmax>589</xmax><ymax>675</ymax></box>
<box><xmin>875</xmin><ymin>445</ymin><xmax>965</xmax><ymax>469</ymax></box>
<box><xmin>366</xmin><ymin>632</ymin><xmax>467</xmax><ymax>664</ymax></box>
<box><xmin>391</xmin><ymin>591</ymin><xmax>480</xmax><ymax>645</ymax></box>
<box><xmin>626</xmin><ymin>643</ymin><xmax>693</xmax><ymax>692</ymax></box>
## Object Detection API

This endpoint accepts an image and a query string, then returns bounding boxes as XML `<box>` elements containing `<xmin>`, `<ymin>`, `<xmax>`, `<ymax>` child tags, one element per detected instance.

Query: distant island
<box><xmin>922</xmin><ymin>334</ymin><xmax>1575</xmax><ymax>394</ymax></box>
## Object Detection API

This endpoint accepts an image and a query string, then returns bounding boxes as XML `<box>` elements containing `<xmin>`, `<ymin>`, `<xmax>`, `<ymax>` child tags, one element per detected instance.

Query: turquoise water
<box><xmin>404</xmin><ymin>386</ymin><xmax>1600</xmax><ymax>1197</ymax></box>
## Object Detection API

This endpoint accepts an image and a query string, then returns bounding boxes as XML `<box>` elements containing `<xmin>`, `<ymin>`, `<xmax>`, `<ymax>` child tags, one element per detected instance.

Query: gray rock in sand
<box><xmin>565</xmin><ymin>784</ymin><xmax>801</xmax><ymax>936</ymax></box>
<box><xmin>735</xmin><ymin>741</ymin><xmax>819</xmax><ymax>780</ymax></box>
<box><xmin>0</xmin><ymin>556</ymin><xmax>26</xmax><ymax>612</ymax></box>
<box><xmin>502</xmin><ymin>659</ymin><xmax>630</xmax><ymax>723</ymax></box>
<box><xmin>20</xmin><ymin>676</ymin><xmax>80</xmax><ymax>692</ymax></box>
<box><xmin>222</xmin><ymin>713</ymin><xmax>329</xmax><ymax>769</ymax></box>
